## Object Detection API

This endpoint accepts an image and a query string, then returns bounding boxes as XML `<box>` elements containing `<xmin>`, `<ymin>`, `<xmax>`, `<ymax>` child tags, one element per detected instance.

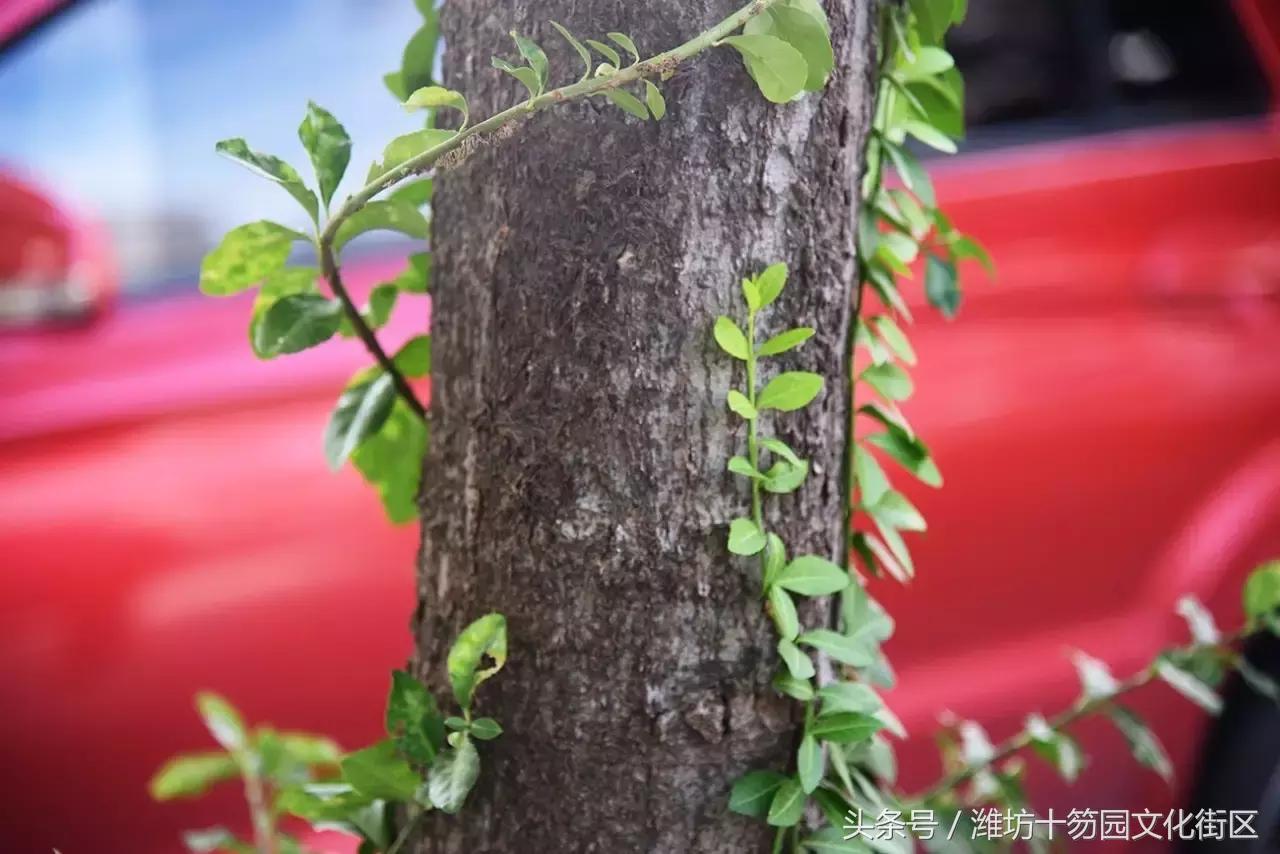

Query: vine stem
<box><xmin>319</xmin><ymin>243</ymin><xmax>426</xmax><ymax>419</ymax></box>
<box><xmin>841</xmin><ymin>2</ymin><xmax>896</xmax><ymax>571</ymax></box>
<box><xmin>385</xmin><ymin>808</ymin><xmax>424</xmax><ymax>854</ymax></box>
<box><xmin>746</xmin><ymin>307</ymin><xmax>764</xmax><ymax>532</ymax></box>
<box><xmin>315</xmin><ymin>0</ymin><xmax>783</xmax><ymax>415</ymax></box>
<box><xmin>915</xmin><ymin>630</ymin><xmax>1247</xmax><ymax>803</ymax></box>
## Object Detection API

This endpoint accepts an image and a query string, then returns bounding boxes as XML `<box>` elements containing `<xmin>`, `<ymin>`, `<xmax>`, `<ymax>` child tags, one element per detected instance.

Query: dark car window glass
<box><xmin>950</xmin><ymin>0</ymin><xmax>1271</xmax><ymax>149</ymax></box>
<box><xmin>0</xmin><ymin>0</ymin><xmax>425</xmax><ymax>298</ymax></box>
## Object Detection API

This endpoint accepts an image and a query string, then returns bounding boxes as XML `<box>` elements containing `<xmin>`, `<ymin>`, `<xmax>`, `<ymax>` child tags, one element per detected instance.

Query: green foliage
<box><xmin>151</xmin><ymin>617</ymin><xmax>508</xmax><ymax>852</ymax></box>
<box><xmin>447</xmin><ymin>613</ymin><xmax>508</xmax><ymax>712</ymax></box>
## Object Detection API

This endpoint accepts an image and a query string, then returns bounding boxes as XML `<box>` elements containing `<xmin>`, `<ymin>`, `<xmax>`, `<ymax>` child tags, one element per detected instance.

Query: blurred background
<box><xmin>1</xmin><ymin>0</ymin><xmax>1279</xmax><ymax>851</ymax></box>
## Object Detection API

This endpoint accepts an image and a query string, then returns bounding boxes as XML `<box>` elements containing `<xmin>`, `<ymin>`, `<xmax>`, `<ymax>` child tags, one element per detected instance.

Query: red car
<box><xmin>1</xmin><ymin>1</ymin><xmax>1278</xmax><ymax>852</ymax></box>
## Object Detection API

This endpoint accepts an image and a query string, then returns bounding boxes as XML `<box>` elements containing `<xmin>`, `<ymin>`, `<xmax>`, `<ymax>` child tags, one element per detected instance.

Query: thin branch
<box><xmin>916</xmin><ymin>630</ymin><xmax>1248</xmax><ymax>803</ymax></box>
<box><xmin>320</xmin><ymin>242</ymin><xmax>426</xmax><ymax>419</ymax></box>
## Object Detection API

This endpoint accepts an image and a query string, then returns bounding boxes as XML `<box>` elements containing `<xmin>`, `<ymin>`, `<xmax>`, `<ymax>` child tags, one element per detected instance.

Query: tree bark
<box><xmin>414</xmin><ymin>1</ymin><xmax>878</xmax><ymax>851</ymax></box>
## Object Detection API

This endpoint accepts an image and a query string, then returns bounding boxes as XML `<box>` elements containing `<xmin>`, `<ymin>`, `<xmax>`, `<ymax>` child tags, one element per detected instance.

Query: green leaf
<box><xmin>903</xmin><ymin>119</ymin><xmax>958</xmax><ymax>154</ymax></box>
<box><xmin>149</xmin><ymin>752</ymin><xmax>239</xmax><ymax>801</ymax></box>
<box><xmin>872</xmin><ymin>316</ymin><xmax>916</xmax><ymax>365</ymax></box>
<box><xmin>550</xmin><ymin>21</ymin><xmax>593</xmax><ymax>78</ymax></box>
<box><xmin>341</xmin><ymin>740</ymin><xmax>419</xmax><ymax>801</ymax></box>
<box><xmin>469</xmin><ymin>718</ymin><xmax>503</xmax><ymax>741</ymax></box>
<box><xmin>297</xmin><ymin>102</ymin><xmax>352</xmax><ymax>209</ymax></box>
<box><xmin>727</xmin><ymin>390</ymin><xmax>758</xmax><ymax>420</ymax></box>
<box><xmin>901</xmin><ymin>46</ymin><xmax>955</xmax><ymax>79</ymax></box>
<box><xmin>762</xmin><ymin>437</ymin><xmax>803</xmax><ymax>468</ymax></box>
<box><xmin>852</xmin><ymin>445</ymin><xmax>890</xmax><ymax>506</ymax></box>
<box><xmin>1025</xmin><ymin>713</ymin><xmax>1083</xmax><ymax>783</ymax></box>
<box><xmin>778</xmin><ymin>638</ymin><xmax>815</xmax><ymax>680</ymax></box>
<box><xmin>796</xmin><ymin>629</ymin><xmax>875</xmax><ymax>667</ymax></box>
<box><xmin>763</xmin><ymin>459</ymin><xmax>809</xmax><ymax>494</ymax></box>
<box><xmin>334</xmin><ymin>200</ymin><xmax>430</xmax><ymax>252</ymax></box>
<box><xmin>510</xmin><ymin>31</ymin><xmax>549</xmax><ymax>87</ymax></box>
<box><xmin>768</xmin><ymin>584</ymin><xmax>800</xmax><ymax>641</ymax></box>
<box><xmin>714</xmin><ymin>316</ymin><xmax>750</xmax><ymax>360</ymax></box>
<box><xmin>1155</xmin><ymin>659</ymin><xmax>1222</xmax><ymax>714</ymax></box>
<box><xmin>375</xmin><ymin>128</ymin><xmax>457</xmax><ymax>179</ymax></box>
<box><xmin>215</xmin><ymin>138</ymin><xmax>319</xmax><ymax>223</ymax></box>
<box><xmin>448</xmin><ymin>613</ymin><xmax>508</xmax><ymax>712</ymax></box>
<box><xmin>755</xmin><ymin>262</ymin><xmax>788</xmax><ymax>307</ymax></box>
<box><xmin>745</xmin><ymin>5</ymin><xmax>835</xmax><ymax>91</ymax></box>
<box><xmin>808</xmin><ymin>711</ymin><xmax>883</xmax><ymax>744</ymax></box>
<box><xmin>758</xmin><ymin>372</ymin><xmax>823</xmax><ymax>412</ymax></box>
<box><xmin>1245</xmin><ymin>560</ymin><xmax>1280</xmax><ymax>622</ymax></box>
<box><xmin>644</xmin><ymin>80</ymin><xmax>667</xmax><ymax>120</ymax></box>
<box><xmin>353</xmin><ymin>400</ymin><xmax>426</xmax><ymax>524</ymax></box>
<box><xmin>860</xmin><ymin>363</ymin><xmax>914</xmax><ymax>402</ymax></box>
<box><xmin>866</xmin><ymin>490</ymin><xmax>926</xmax><ymax>532</ymax></box>
<box><xmin>728</xmin><ymin>456</ymin><xmax>765</xmax><ymax>480</ymax></box>
<box><xmin>196</xmin><ymin>693</ymin><xmax>247</xmax><ymax>752</ymax></box>
<box><xmin>801</xmin><ymin>826</ymin><xmax>872</xmax><ymax>853</ymax></box>
<box><xmin>395</xmin><ymin>335</ymin><xmax>432</xmax><ymax>378</ymax></box>
<box><xmin>728</xmin><ymin>518</ymin><xmax>767</xmax><ymax>556</ymax></box>
<box><xmin>952</xmin><ymin>235</ymin><xmax>995</xmax><ymax>276</ymax></box>
<box><xmin>605</xmin><ymin>88</ymin><xmax>650</xmax><ymax>121</ymax></box>
<box><xmin>385</xmin><ymin>670</ymin><xmax>445</xmax><ymax>765</ymax></box>
<box><xmin>925</xmin><ymin>254</ymin><xmax>960</xmax><ymax>318</ymax></box>
<box><xmin>741</xmin><ymin>277</ymin><xmax>762</xmax><ymax>311</ymax></box>
<box><xmin>1175</xmin><ymin>595</ymin><xmax>1220</xmax><ymax>645</ymax></box>
<box><xmin>391</xmin><ymin>179</ymin><xmax>434</xmax><ymax>209</ymax></box>
<box><xmin>585</xmin><ymin>39</ymin><xmax>622</xmax><ymax>68</ymax></box>
<box><xmin>1108</xmin><ymin>706</ymin><xmax>1172</xmax><ymax>783</ymax></box>
<box><xmin>391</xmin><ymin>252</ymin><xmax>432</xmax><ymax>294</ymax></box>
<box><xmin>183</xmin><ymin>828</ymin><xmax>250</xmax><ymax>854</ymax></box>
<box><xmin>249</xmin><ymin>267</ymin><xmax>318</xmax><ymax>357</ymax></box>
<box><xmin>256</xmin><ymin>293</ymin><xmax>343</xmax><ymax>358</ymax></box>
<box><xmin>882</xmin><ymin>140</ymin><xmax>935</xmax><ymax>207</ymax></box>
<box><xmin>608</xmin><ymin>32</ymin><xmax>640</xmax><ymax>64</ymax></box>
<box><xmin>325</xmin><ymin>374</ymin><xmax>397</xmax><ymax>471</ymax></box>
<box><xmin>817</xmin><ymin>682</ymin><xmax>905</xmax><ymax>738</ymax></box>
<box><xmin>200</xmin><ymin>221</ymin><xmax>306</xmax><ymax>297</ymax></box>
<box><xmin>427</xmin><ymin>736</ymin><xmax>481</xmax><ymax>814</ymax></box>
<box><xmin>773</xmin><ymin>672</ymin><xmax>814</xmax><ymax>701</ymax></box>
<box><xmin>492</xmin><ymin>56</ymin><xmax>542</xmax><ymax>98</ymax></box>
<box><xmin>405</xmin><ymin>86</ymin><xmax>469</xmax><ymax>127</ymax></box>
<box><xmin>1072</xmin><ymin>651</ymin><xmax>1119</xmax><ymax>699</ymax></box>
<box><xmin>797</xmin><ymin>735</ymin><xmax>823</xmax><ymax>793</ymax></box>
<box><xmin>763</xmin><ymin>533</ymin><xmax>787</xmax><ymax>588</ymax></box>
<box><xmin>275</xmin><ymin>783</ymin><xmax>375</xmax><ymax>827</ymax></box>
<box><xmin>766</xmin><ymin>777</ymin><xmax>806</xmax><ymax>827</ymax></box>
<box><xmin>758</xmin><ymin>327</ymin><xmax>814</xmax><ymax>357</ymax></box>
<box><xmin>363</xmin><ymin>284</ymin><xmax>398</xmax><ymax>331</ymax></box>
<box><xmin>864</xmin><ymin>430</ymin><xmax>942</xmax><ymax>487</ymax></box>
<box><xmin>777</xmin><ymin>555</ymin><xmax>849</xmax><ymax>596</ymax></box>
<box><xmin>399</xmin><ymin>9</ymin><xmax>440</xmax><ymax>95</ymax></box>
<box><xmin>384</xmin><ymin>71</ymin><xmax>408</xmax><ymax>101</ymax></box>
<box><xmin>728</xmin><ymin>770</ymin><xmax>787</xmax><ymax>819</ymax></box>
<box><xmin>722</xmin><ymin>34</ymin><xmax>808</xmax><ymax>104</ymax></box>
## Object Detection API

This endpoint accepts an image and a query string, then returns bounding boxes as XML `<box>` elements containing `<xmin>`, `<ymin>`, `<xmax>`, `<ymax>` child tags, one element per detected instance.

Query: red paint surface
<box><xmin>2</xmin><ymin>2</ymin><xmax>1280</xmax><ymax>852</ymax></box>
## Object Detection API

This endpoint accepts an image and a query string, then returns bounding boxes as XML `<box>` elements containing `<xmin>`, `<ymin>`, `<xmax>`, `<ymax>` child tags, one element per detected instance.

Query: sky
<box><xmin>0</xmin><ymin>0</ymin><xmax>428</xmax><ymax>290</ymax></box>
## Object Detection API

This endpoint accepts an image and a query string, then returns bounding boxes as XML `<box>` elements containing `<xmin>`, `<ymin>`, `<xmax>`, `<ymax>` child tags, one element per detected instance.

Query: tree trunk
<box><xmin>414</xmin><ymin>1</ymin><xmax>878</xmax><ymax>850</ymax></box>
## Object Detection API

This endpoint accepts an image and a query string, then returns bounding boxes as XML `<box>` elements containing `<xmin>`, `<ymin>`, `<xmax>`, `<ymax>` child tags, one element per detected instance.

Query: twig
<box><xmin>320</xmin><ymin>243</ymin><xmax>426</xmax><ymax>419</ymax></box>
<box><xmin>916</xmin><ymin>630</ymin><xmax>1247</xmax><ymax>802</ymax></box>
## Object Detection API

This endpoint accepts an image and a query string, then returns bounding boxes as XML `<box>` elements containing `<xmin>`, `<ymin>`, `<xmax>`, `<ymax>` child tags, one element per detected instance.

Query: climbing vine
<box><xmin>149</xmin><ymin>0</ymin><xmax>1280</xmax><ymax>852</ymax></box>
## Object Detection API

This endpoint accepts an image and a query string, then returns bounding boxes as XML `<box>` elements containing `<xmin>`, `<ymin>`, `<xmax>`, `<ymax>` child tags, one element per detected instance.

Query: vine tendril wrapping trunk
<box><xmin>317</xmin><ymin>0</ymin><xmax>784</xmax><ymax>417</ymax></box>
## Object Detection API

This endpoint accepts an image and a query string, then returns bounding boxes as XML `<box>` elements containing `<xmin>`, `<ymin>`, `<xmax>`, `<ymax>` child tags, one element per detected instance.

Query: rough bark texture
<box><xmin>414</xmin><ymin>1</ymin><xmax>877</xmax><ymax>851</ymax></box>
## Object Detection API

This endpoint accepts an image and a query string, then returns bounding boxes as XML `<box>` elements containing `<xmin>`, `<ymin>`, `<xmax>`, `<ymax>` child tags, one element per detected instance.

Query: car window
<box><xmin>0</xmin><ymin>0</ymin><xmax>426</xmax><ymax>299</ymax></box>
<box><xmin>951</xmin><ymin>0</ymin><xmax>1271</xmax><ymax>150</ymax></box>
